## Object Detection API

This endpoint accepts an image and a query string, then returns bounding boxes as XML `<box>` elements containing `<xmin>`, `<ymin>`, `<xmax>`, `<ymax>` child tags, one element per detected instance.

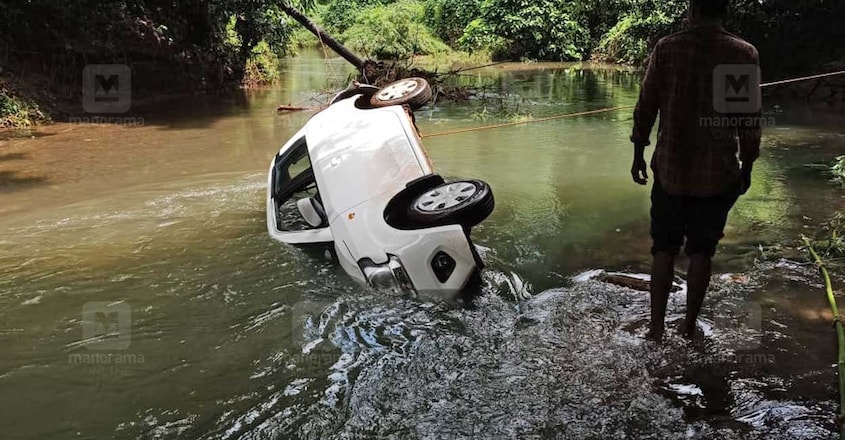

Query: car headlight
<box><xmin>358</xmin><ymin>255</ymin><xmax>415</xmax><ymax>294</ymax></box>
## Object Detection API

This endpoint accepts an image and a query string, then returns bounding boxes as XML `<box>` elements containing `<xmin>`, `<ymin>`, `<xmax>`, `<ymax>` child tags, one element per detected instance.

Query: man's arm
<box><xmin>631</xmin><ymin>42</ymin><xmax>661</xmax><ymax>185</ymax></box>
<box><xmin>738</xmin><ymin>48</ymin><xmax>762</xmax><ymax>194</ymax></box>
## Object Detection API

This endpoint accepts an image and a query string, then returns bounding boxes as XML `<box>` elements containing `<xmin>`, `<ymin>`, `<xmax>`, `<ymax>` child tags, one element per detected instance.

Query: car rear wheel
<box><xmin>406</xmin><ymin>180</ymin><xmax>494</xmax><ymax>229</ymax></box>
<box><xmin>370</xmin><ymin>78</ymin><xmax>432</xmax><ymax>110</ymax></box>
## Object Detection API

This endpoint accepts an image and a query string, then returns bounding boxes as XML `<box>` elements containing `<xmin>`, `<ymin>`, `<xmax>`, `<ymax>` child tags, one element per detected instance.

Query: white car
<box><xmin>267</xmin><ymin>78</ymin><xmax>494</xmax><ymax>298</ymax></box>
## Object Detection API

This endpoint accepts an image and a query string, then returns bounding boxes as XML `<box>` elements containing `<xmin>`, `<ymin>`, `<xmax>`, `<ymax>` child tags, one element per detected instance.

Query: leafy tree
<box><xmin>0</xmin><ymin>0</ymin><xmax>315</xmax><ymax>89</ymax></box>
<box><xmin>594</xmin><ymin>0</ymin><xmax>685</xmax><ymax>64</ymax></box>
<box><xmin>458</xmin><ymin>0</ymin><xmax>591</xmax><ymax>61</ymax></box>
<box><xmin>321</xmin><ymin>0</ymin><xmax>388</xmax><ymax>33</ymax></box>
<box><xmin>340</xmin><ymin>1</ymin><xmax>449</xmax><ymax>59</ymax></box>
<box><xmin>423</xmin><ymin>0</ymin><xmax>483</xmax><ymax>46</ymax></box>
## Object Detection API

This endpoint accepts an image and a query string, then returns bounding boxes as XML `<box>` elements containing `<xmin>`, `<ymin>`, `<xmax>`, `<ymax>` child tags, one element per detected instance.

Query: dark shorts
<box><xmin>651</xmin><ymin>179</ymin><xmax>739</xmax><ymax>257</ymax></box>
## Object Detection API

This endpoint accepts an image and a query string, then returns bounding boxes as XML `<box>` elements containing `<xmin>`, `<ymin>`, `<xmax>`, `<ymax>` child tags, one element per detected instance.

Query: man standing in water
<box><xmin>629</xmin><ymin>0</ymin><xmax>761</xmax><ymax>341</ymax></box>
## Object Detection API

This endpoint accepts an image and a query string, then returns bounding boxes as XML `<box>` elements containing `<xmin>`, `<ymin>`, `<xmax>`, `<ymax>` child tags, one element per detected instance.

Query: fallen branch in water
<box><xmin>280</xmin><ymin>3</ymin><xmax>364</xmax><ymax>70</ymax></box>
<box><xmin>276</xmin><ymin>105</ymin><xmax>312</xmax><ymax>112</ymax></box>
<box><xmin>803</xmin><ymin>235</ymin><xmax>845</xmax><ymax>440</ymax></box>
<box><xmin>601</xmin><ymin>273</ymin><xmax>651</xmax><ymax>292</ymax></box>
<box><xmin>278</xmin><ymin>3</ymin><xmax>471</xmax><ymax>100</ymax></box>
<box><xmin>599</xmin><ymin>273</ymin><xmax>682</xmax><ymax>293</ymax></box>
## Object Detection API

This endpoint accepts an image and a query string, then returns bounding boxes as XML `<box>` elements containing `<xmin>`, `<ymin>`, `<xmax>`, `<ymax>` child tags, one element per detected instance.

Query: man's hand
<box><xmin>739</xmin><ymin>165</ymin><xmax>753</xmax><ymax>195</ymax></box>
<box><xmin>631</xmin><ymin>145</ymin><xmax>649</xmax><ymax>185</ymax></box>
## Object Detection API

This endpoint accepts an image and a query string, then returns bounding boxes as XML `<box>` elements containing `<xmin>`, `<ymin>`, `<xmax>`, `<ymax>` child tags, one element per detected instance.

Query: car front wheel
<box><xmin>406</xmin><ymin>180</ymin><xmax>494</xmax><ymax>229</ymax></box>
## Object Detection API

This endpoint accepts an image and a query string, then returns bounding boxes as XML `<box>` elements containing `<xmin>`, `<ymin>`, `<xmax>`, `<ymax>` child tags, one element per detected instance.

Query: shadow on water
<box><xmin>0</xmin><ymin>170</ymin><xmax>47</xmax><ymax>192</ymax></box>
<box><xmin>0</xmin><ymin>152</ymin><xmax>28</xmax><ymax>161</ymax></box>
<box><xmin>0</xmin><ymin>130</ymin><xmax>56</xmax><ymax>141</ymax></box>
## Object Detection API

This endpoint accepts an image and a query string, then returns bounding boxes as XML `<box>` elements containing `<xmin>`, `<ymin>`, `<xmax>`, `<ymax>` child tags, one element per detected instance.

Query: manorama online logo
<box><xmin>81</xmin><ymin>302</ymin><xmax>132</xmax><ymax>351</ymax></box>
<box><xmin>713</xmin><ymin>64</ymin><xmax>762</xmax><ymax>114</ymax></box>
<box><xmin>700</xmin><ymin>63</ymin><xmax>774</xmax><ymax>133</ymax></box>
<box><xmin>82</xmin><ymin>64</ymin><xmax>132</xmax><ymax>114</ymax></box>
<box><xmin>714</xmin><ymin>300</ymin><xmax>764</xmax><ymax>351</ymax></box>
<box><xmin>70</xmin><ymin>302</ymin><xmax>146</xmax><ymax>369</ymax></box>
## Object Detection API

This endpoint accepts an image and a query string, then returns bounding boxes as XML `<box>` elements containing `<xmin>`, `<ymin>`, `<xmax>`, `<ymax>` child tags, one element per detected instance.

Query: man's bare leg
<box><xmin>683</xmin><ymin>254</ymin><xmax>712</xmax><ymax>339</ymax></box>
<box><xmin>648</xmin><ymin>251</ymin><xmax>675</xmax><ymax>341</ymax></box>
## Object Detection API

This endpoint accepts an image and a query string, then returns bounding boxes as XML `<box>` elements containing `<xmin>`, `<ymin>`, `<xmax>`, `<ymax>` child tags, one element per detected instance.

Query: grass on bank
<box><xmin>0</xmin><ymin>79</ymin><xmax>51</xmax><ymax>129</ymax></box>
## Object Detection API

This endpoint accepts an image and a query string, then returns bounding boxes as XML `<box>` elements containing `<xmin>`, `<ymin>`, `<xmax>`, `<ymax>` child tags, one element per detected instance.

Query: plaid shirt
<box><xmin>631</xmin><ymin>25</ymin><xmax>762</xmax><ymax>197</ymax></box>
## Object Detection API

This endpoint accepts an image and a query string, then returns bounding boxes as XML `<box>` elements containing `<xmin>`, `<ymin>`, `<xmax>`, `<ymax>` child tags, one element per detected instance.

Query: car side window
<box><xmin>287</xmin><ymin>144</ymin><xmax>311</xmax><ymax>183</ymax></box>
<box><xmin>272</xmin><ymin>138</ymin><xmax>321</xmax><ymax>232</ymax></box>
<box><xmin>273</xmin><ymin>138</ymin><xmax>313</xmax><ymax>200</ymax></box>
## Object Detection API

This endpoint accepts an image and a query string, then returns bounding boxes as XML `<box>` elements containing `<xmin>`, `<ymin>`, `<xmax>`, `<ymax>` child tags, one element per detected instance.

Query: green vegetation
<box><xmin>833</xmin><ymin>156</ymin><xmax>845</xmax><ymax>184</ymax></box>
<box><xmin>0</xmin><ymin>0</ymin><xmax>314</xmax><ymax>95</ymax></box>
<box><xmin>803</xmin><ymin>211</ymin><xmax>845</xmax><ymax>440</ymax></box>
<box><xmin>458</xmin><ymin>0</ymin><xmax>591</xmax><ymax>61</ymax></box>
<box><xmin>339</xmin><ymin>1</ymin><xmax>450</xmax><ymax>59</ymax></box>
<box><xmin>802</xmin><ymin>234</ymin><xmax>845</xmax><ymax>440</ymax></box>
<box><xmin>0</xmin><ymin>83</ymin><xmax>50</xmax><ymax>128</ymax></box>
<box><xmin>1</xmin><ymin>0</ymin><xmax>843</xmax><ymax>127</ymax></box>
<box><xmin>243</xmin><ymin>41</ymin><xmax>285</xmax><ymax>86</ymax></box>
<box><xmin>595</xmin><ymin>1</ymin><xmax>687</xmax><ymax>64</ymax></box>
<box><xmin>308</xmin><ymin>0</ymin><xmax>844</xmax><ymax>72</ymax></box>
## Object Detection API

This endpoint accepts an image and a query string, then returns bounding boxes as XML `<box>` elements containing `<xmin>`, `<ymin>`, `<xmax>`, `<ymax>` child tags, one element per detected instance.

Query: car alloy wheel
<box><xmin>415</xmin><ymin>182</ymin><xmax>479</xmax><ymax>213</ymax></box>
<box><xmin>405</xmin><ymin>179</ymin><xmax>495</xmax><ymax>229</ymax></box>
<box><xmin>370</xmin><ymin>77</ymin><xmax>433</xmax><ymax>110</ymax></box>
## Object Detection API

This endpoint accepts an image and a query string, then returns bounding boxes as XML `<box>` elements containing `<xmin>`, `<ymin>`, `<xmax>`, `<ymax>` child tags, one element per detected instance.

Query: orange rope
<box><xmin>422</xmin><ymin>105</ymin><xmax>635</xmax><ymax>138</ymax></box>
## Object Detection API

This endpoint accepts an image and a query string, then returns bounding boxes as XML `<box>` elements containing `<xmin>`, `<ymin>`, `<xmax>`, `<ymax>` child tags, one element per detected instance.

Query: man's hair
<box><xmin>691</xmin><ymin>0</ymin><xmax>729</xmax><ymax>17</ymax></box>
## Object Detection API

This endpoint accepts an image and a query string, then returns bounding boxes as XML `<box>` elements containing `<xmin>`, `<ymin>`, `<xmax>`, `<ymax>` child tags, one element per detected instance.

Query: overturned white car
<box><xmin>267</xmin><ymin>78</ymin><xmax>494</xmax><ymax>297</ymax></box>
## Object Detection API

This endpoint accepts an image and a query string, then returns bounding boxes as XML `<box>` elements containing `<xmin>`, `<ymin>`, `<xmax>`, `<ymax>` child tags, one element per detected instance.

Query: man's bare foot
<box><xmin>647</xmin><ymin>325</ymin><xmax>665</xmax><ymax>342</ymax></box>
<box><xmin>680</xmin><ymin>320</ymin><xmax>703</xmax><ymax>341</ymax></box>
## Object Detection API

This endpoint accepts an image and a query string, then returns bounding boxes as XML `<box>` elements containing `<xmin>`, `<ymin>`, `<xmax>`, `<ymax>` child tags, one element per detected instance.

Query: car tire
<box><xmin>406</xmin><ymin>180</ymin><xmax>494</xmax><ymax>229</ymax></box>
<box><xmin>370</xmin><ymin>78</ymin><xmax>433</xmax><ymax>110</ymax></box>
<box><xmin>331</xmin><ymin>81</ymin><xmax>380</xmax><ymax>106</ymax></box>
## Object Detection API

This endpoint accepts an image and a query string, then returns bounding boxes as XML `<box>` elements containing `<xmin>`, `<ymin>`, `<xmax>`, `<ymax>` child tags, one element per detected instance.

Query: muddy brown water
<box><xmin>1</xmin><ymin>51</ymin><xmax>845</xmax><ymax>439</ymax></box>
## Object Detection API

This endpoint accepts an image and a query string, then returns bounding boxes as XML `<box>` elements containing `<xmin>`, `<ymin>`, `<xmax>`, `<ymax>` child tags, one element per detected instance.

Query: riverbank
<box><xmin>4</xmin><ymin>55</ymin><xmax>843</xmax><ymax>131</ymax></box>
<box><xmin>0</xmin><ymin>46</ymin><xmax>492</xmax><ymax>130</ymax></box>
<box><xmin>0</xmin><ymin>74</ymin><xmax>54</xmax><ymax>128</ymax></box>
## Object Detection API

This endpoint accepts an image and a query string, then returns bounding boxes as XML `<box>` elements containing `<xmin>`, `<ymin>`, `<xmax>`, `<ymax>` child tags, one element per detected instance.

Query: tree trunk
<box><xmin>279</xmin><ymin>3</ymin><xmax>365</xmax><ymax>70</ymax></box>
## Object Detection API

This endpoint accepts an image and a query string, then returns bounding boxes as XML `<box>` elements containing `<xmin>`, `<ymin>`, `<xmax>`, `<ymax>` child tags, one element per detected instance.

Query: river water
<box><xmin>1</xmin><ymin>52</ymin><xmax>845</xmax><ymax>439</ymax></box>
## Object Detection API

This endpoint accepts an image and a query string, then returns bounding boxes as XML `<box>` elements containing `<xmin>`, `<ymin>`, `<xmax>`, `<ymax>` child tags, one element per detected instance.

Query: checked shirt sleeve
<box><xmin>631</xmin><ymin>42</ymin><xmax>662</xmax><ymax>148</ymax></box>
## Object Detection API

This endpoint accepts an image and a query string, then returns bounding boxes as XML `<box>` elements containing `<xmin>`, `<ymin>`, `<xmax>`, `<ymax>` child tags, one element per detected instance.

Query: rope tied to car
<box><xmin>421</xmin><ymin>106</ymin><xmax>636</xmax><ymax>139</ymax></box>
<box><xmin>421</xmin><ymin>70</ymin><xmax>845</xmax><ymax>139</ymax></box>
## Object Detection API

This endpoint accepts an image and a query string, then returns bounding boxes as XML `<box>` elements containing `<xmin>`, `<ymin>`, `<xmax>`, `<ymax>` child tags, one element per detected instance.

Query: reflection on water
<box><xmin>0</xmin><ymin>51</ymin><xmax>844</xmax><ymax>439</ymax></box>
